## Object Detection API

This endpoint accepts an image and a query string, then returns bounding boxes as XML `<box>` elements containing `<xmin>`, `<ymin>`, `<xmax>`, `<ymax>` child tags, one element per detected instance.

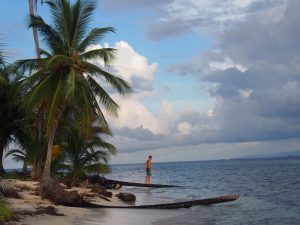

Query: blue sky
<box><xmin>2</xmin><ymin>0</ymin><xmax>300</xmax><ymax>167</ymax></box>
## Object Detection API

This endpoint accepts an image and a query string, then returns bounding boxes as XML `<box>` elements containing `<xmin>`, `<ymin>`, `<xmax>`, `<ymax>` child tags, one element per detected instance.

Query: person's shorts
<box><xmin>146</xmin><ymin>168</ymin><xmax>151</xmax><ymax>176</ymax></box>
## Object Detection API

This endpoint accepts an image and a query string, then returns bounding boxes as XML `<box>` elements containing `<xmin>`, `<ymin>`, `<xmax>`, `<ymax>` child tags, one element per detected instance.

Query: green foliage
<box><xmin>0</xmin><ymin>199</ymin><xmax>14</xmax><ymax>222</ymax></box>
<box><xmin>15</xmin><ymin>0</ymin><xmax>131</xmax><ymax>178</ymax></box>
<box><xmin>5</xmin><ymin>128</ymin><xmax>41</xmax><ymax>173</ymax></box>
<box><xmin>0</xmin><ymin>0</ymin><xmax>130</xmax><ymax>179</ymax></box>
<box><xmin>58</xmin><ymin>120</ymin><xmax>116</xmax><ymax>180</ymax></box>
<box><xmin>0</xmin><ymin>65</ymin><xmax>28</xmax><ymax>175</ymax></box>
<box><xmin>17</xmin><ymin>0</ymin><xmax>131</xmax><ymax>137</ymax></box>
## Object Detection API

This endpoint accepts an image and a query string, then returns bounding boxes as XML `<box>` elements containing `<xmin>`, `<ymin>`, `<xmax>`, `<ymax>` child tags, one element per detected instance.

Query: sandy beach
<box><xmin>1</xmin><ymin>179</ymin><xmax>127</xmax><ymax>225</ymax></box>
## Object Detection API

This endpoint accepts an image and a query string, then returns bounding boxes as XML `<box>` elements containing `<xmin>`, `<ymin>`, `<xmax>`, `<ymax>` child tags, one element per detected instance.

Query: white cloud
<box><xmin>112</xmin><ymin>41</ymin><xmax>157</xmax><ymax>83</ymax></box>
<box><xmin>177</xmin><ymin>122</ymin><xmax>192</xmax><ymax>135</ymax></box>
<box><xmin>87</xmin><ymin>41</ymin><xmax>157</xmax><ymax>95</ymax></box>
<box><xmin>110</xmin><ymin>98</ymin><xmax>164</xmax><ymax>133</ymax></box>
<box><xmin>209</xmin><ymin>57</ymin><xmax>247</xmax><ymax>72</ymax></box>
<box><xmin>89</xmin><ymin>42</ymin><xmax>177</xmax><ymax>135</ymax></box>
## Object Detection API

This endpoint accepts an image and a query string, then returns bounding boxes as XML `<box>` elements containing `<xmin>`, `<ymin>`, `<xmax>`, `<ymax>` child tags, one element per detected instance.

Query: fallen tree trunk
<box><xmin>88</xmin><ymin>176</ymin><xmax>179</xmax><ymax>188</ymax></box>
<box><xmin>80</xmin><ymin>194</ymin><xmax>240</xmax><ymax>209</ymax></box>
<box><xmin>107</xmin><ymin>179</ymin><xmax>179</xmax><ymax>188</ymax></box>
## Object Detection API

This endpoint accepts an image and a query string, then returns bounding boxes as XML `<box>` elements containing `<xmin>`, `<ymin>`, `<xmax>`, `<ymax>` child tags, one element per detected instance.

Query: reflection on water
<box><xmin>77</xmin><ymin>159</ymin><xmax>300</xmax><ymax>225</ymax></box>
<box><xmin>76</xmin><ymin>208</ymin><xmax>185</xmax><ymax>225</ymax></box>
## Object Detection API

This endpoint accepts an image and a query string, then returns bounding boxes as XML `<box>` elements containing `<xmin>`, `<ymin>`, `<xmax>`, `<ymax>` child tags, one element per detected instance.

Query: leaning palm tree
<box><xmin>17</xmin><ymin>0</ymin><xmax>131</xmax><ymax>179</ymax></box>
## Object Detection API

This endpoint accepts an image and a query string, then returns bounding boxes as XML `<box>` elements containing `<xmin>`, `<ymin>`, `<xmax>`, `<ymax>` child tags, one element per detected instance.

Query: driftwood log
<box><xmin>39</xmin><ymin>177</ymin><xmax>238</xmax><ymax>209</ymax></box>
<box><xmin>80</xmin><ymin>194</ymin><xmax>240</xmax><ymax>209</ymax></box>
<box><xmin>88</xmin><ymin>176</ymin><xmax>179</xmax><ymax>188</ymax></box>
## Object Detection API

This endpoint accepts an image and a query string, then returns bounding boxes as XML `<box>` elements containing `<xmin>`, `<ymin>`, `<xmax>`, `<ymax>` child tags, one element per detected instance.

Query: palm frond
<box><xmin>65</xmin><ymin>67</ymin><xmax>77</xmax><ymax>103</ymax></box>
<box><xmin>5</xmin><ymin>149</ymin><xmax>26</xmax><ymax>158</ymax></box>
<box><xmin>45</xmin><ymin>79</ymin><xmax>64</xmax><ymax>135</ymax></box>
<box><xmin>84</xmin><ymin>61</ymin><xmax>131</xmax><ymax>95</ymax></box>
<box><xmin>77</xmin><ymin>27</ymin><xmax>115</xmax><ymax>53</ymax></box>
<box><xmin>86</xmin><ymin>75</ymin><xmax>119</xmax><ymax>116</ymax></box>
<box><xmin>45</xmin><ymin>55</ymin><xmax>73</xmax><ymax>68</ymax></box>
<box><xmin>39</xmin><ymin>48</ymin><xmax>52</xmax><ymax>57</ymax></box>
<box><xmin>46</xmin><ymin>0</ymin><xmax>72</xmax><ymax>52</ymax></box>
<box><xmin>81</xmin><ymin>48</ymin><xmax>116</xmax><ymax>65</ymax></box>
<box><xmin>84</xmin><ymin>163</ymin><xmax>111</xmax><ymax>174</ymax></box>
<box><xmin>25</xmin><ymin>74</ymin><xmax>53</xmax><ymax>112</ymax></box>
<box><xmin>71</xmin><ymin>0</ymin><xmax>96</xmax><ymax>50</ymax></box>
<box><xmin>29</xmin><ymin>15</ymin><xmax>63</xmax><ymax>54</ymax></box>
<box><xmin>15</xmin><ymin>58</ymin><xmax>45</xmax><ymax>74</ymax></box>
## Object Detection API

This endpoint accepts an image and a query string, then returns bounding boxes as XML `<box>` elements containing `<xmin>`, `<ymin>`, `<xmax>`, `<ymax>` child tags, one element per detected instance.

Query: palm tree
<box><xmin>5</xmin><ymin>127</ymin><xmax>41</xmax><ymax>173</ymax></box>
<box><xmin>61</xmin><ymin>122</ymin><xmax>116</xmax><ymax>183</ymax></box>
<box><xmin>28</xmin><ymin>0</ymin><xmax>48</xmax><ymax>180</ymax></box>
<box><xmin>0</xmin><ymin>69</ymin><xmax>26</xmax><ymax>175</ymax></box>
<box><xmin>17</xmin><ymin>0</ymin><xmax>131</xmax><ymax>179</ymax></box>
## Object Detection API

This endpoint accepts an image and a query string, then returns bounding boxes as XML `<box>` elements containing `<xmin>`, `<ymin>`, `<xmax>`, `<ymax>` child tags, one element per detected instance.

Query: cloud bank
<box><xmin>98</xmin><ymin>1</ymin><xmax>300</xmax><ymax>158</ymax></box>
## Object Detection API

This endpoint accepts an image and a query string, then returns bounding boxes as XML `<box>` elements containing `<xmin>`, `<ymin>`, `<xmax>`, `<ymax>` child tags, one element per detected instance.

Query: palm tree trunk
<box><xmin>43</xmin><ymin>128</ymin><xmax>55</xmax><ymax>179</ymax></box>
<box><xmin>0</xmin><ymin>154</ymin><xmax>5</xmax><ymax>175</ymax></box>
<box><xmin>0</xmin><ymin>144</ymin><xmax>5</xmax><ymax>175</ymax></box>
<box><xmin>29</xmin><ymin>0</ymin><xmax>40</xmax><ymax>59</ymax></box>
<box><xmin>29</xmin><ymin>0</ymin><xmax>43</xmax><ymax>180</ymax></box>
<box><xmin>31</xmin><ymin>157</ymin><xmax>43</xmax><ymax>180</ymax></box>
<box><xmin>32</xmin><ymin>111</ymin><xmax>44</xmax><ymax>180</ymax></box>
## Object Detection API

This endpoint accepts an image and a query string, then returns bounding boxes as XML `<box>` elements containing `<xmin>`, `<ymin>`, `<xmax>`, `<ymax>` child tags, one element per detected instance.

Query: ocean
<box><xmin>77</xmin><ymin>159</ymin><xmax>300</xmax><ymax>225</ymax></box>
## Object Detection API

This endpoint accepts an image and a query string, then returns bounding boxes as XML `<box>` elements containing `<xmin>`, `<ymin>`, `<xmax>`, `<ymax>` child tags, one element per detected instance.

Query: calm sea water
<box><xmin>77</xmin><ymin>159</ymin><xmax>300</xmax><ymax>225</ymax></box>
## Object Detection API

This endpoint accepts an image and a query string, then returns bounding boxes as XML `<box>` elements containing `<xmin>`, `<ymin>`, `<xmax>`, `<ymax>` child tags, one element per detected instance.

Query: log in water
<box><xmin>105</xmin><ymin>178</ymin><xmax>179</xmax><ymax>188</ymax></box>
<box><xmin>88</xmin><ymin>176</ymin><xmax>179</xmax><ymax>188</ymax></box>
<box><xmin>84</xmin><ymin>194</ymin><xmax>240</xmax><ymax>209</ymax></box>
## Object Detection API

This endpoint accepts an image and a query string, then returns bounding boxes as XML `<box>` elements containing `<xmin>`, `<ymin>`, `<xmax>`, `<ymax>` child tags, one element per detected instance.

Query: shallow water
<box><xmin>77</xmin><ymin>159</ymin><xmax>300</xmax><ymax>225</ymax></box>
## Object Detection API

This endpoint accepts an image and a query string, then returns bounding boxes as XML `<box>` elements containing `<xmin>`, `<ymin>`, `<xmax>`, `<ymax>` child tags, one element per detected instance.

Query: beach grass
<box><xmin>0</xmin><ymin>199</ymin><xmax>14</xmax><ymax>222</ymax></box>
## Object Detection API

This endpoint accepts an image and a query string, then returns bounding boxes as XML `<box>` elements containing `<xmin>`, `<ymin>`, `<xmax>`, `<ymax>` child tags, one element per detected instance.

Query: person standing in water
<box><xmin>145</xmin><ymin>155</ymin><xmax>152</xmax><ymax>184</ymax></box>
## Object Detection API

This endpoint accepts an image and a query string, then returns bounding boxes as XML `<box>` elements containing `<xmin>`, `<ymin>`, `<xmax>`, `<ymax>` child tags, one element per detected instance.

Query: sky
<box><xmin>1</xmin><ymin>0</ymin><xmax>300</xmax><ymax>167</ymax></box>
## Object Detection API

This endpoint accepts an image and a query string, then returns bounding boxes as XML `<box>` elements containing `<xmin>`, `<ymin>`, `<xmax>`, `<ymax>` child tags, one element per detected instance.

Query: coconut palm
<box><xmin>61</xmin><ymin>122</ymin><xmax>116</xmax><ymax>182</ymax></box>
<box><xmin>0</xmin><ymin>70</ymin><xmax>26</xmax><ymax>175</ymax></box>
<box><xmin>17</xmin><ymin>0</ymin><xmax>131</xmax><ymax>179</ymax></box>
<box><xmin>5</xmin><ymin>127</ymin><xmax>41</xmax><ymax>173</ymax></box>
<box><xmin>28</xmin><ymin>0</ymin><xmax>47</xmax><ymax>179</ymax></box>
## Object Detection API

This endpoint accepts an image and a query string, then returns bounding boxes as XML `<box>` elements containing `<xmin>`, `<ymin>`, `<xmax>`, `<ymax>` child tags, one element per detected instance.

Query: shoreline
<box><xmin>1</xmin><ymin>179</ymin><xmax>127</xmax><ymax>225</ymax></box>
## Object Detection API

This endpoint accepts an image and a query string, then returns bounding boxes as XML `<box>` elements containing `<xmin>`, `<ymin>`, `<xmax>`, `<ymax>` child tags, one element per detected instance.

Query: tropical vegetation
<box><xmin>0</xmin><ymin>57</ymin><xmax>27</xmax><ymax>176</ymax></box>
<box><xmin>0</xmin><ymin>0</ymin><xmax>131</xmax><ymax>183</ymax></box>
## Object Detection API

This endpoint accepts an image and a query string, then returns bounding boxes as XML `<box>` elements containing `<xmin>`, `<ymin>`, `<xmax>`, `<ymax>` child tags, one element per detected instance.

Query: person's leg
<box><xmin>146</xmin><ymin>175</ymin><xmax>149</xmax><ymax>184</ymax></box>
